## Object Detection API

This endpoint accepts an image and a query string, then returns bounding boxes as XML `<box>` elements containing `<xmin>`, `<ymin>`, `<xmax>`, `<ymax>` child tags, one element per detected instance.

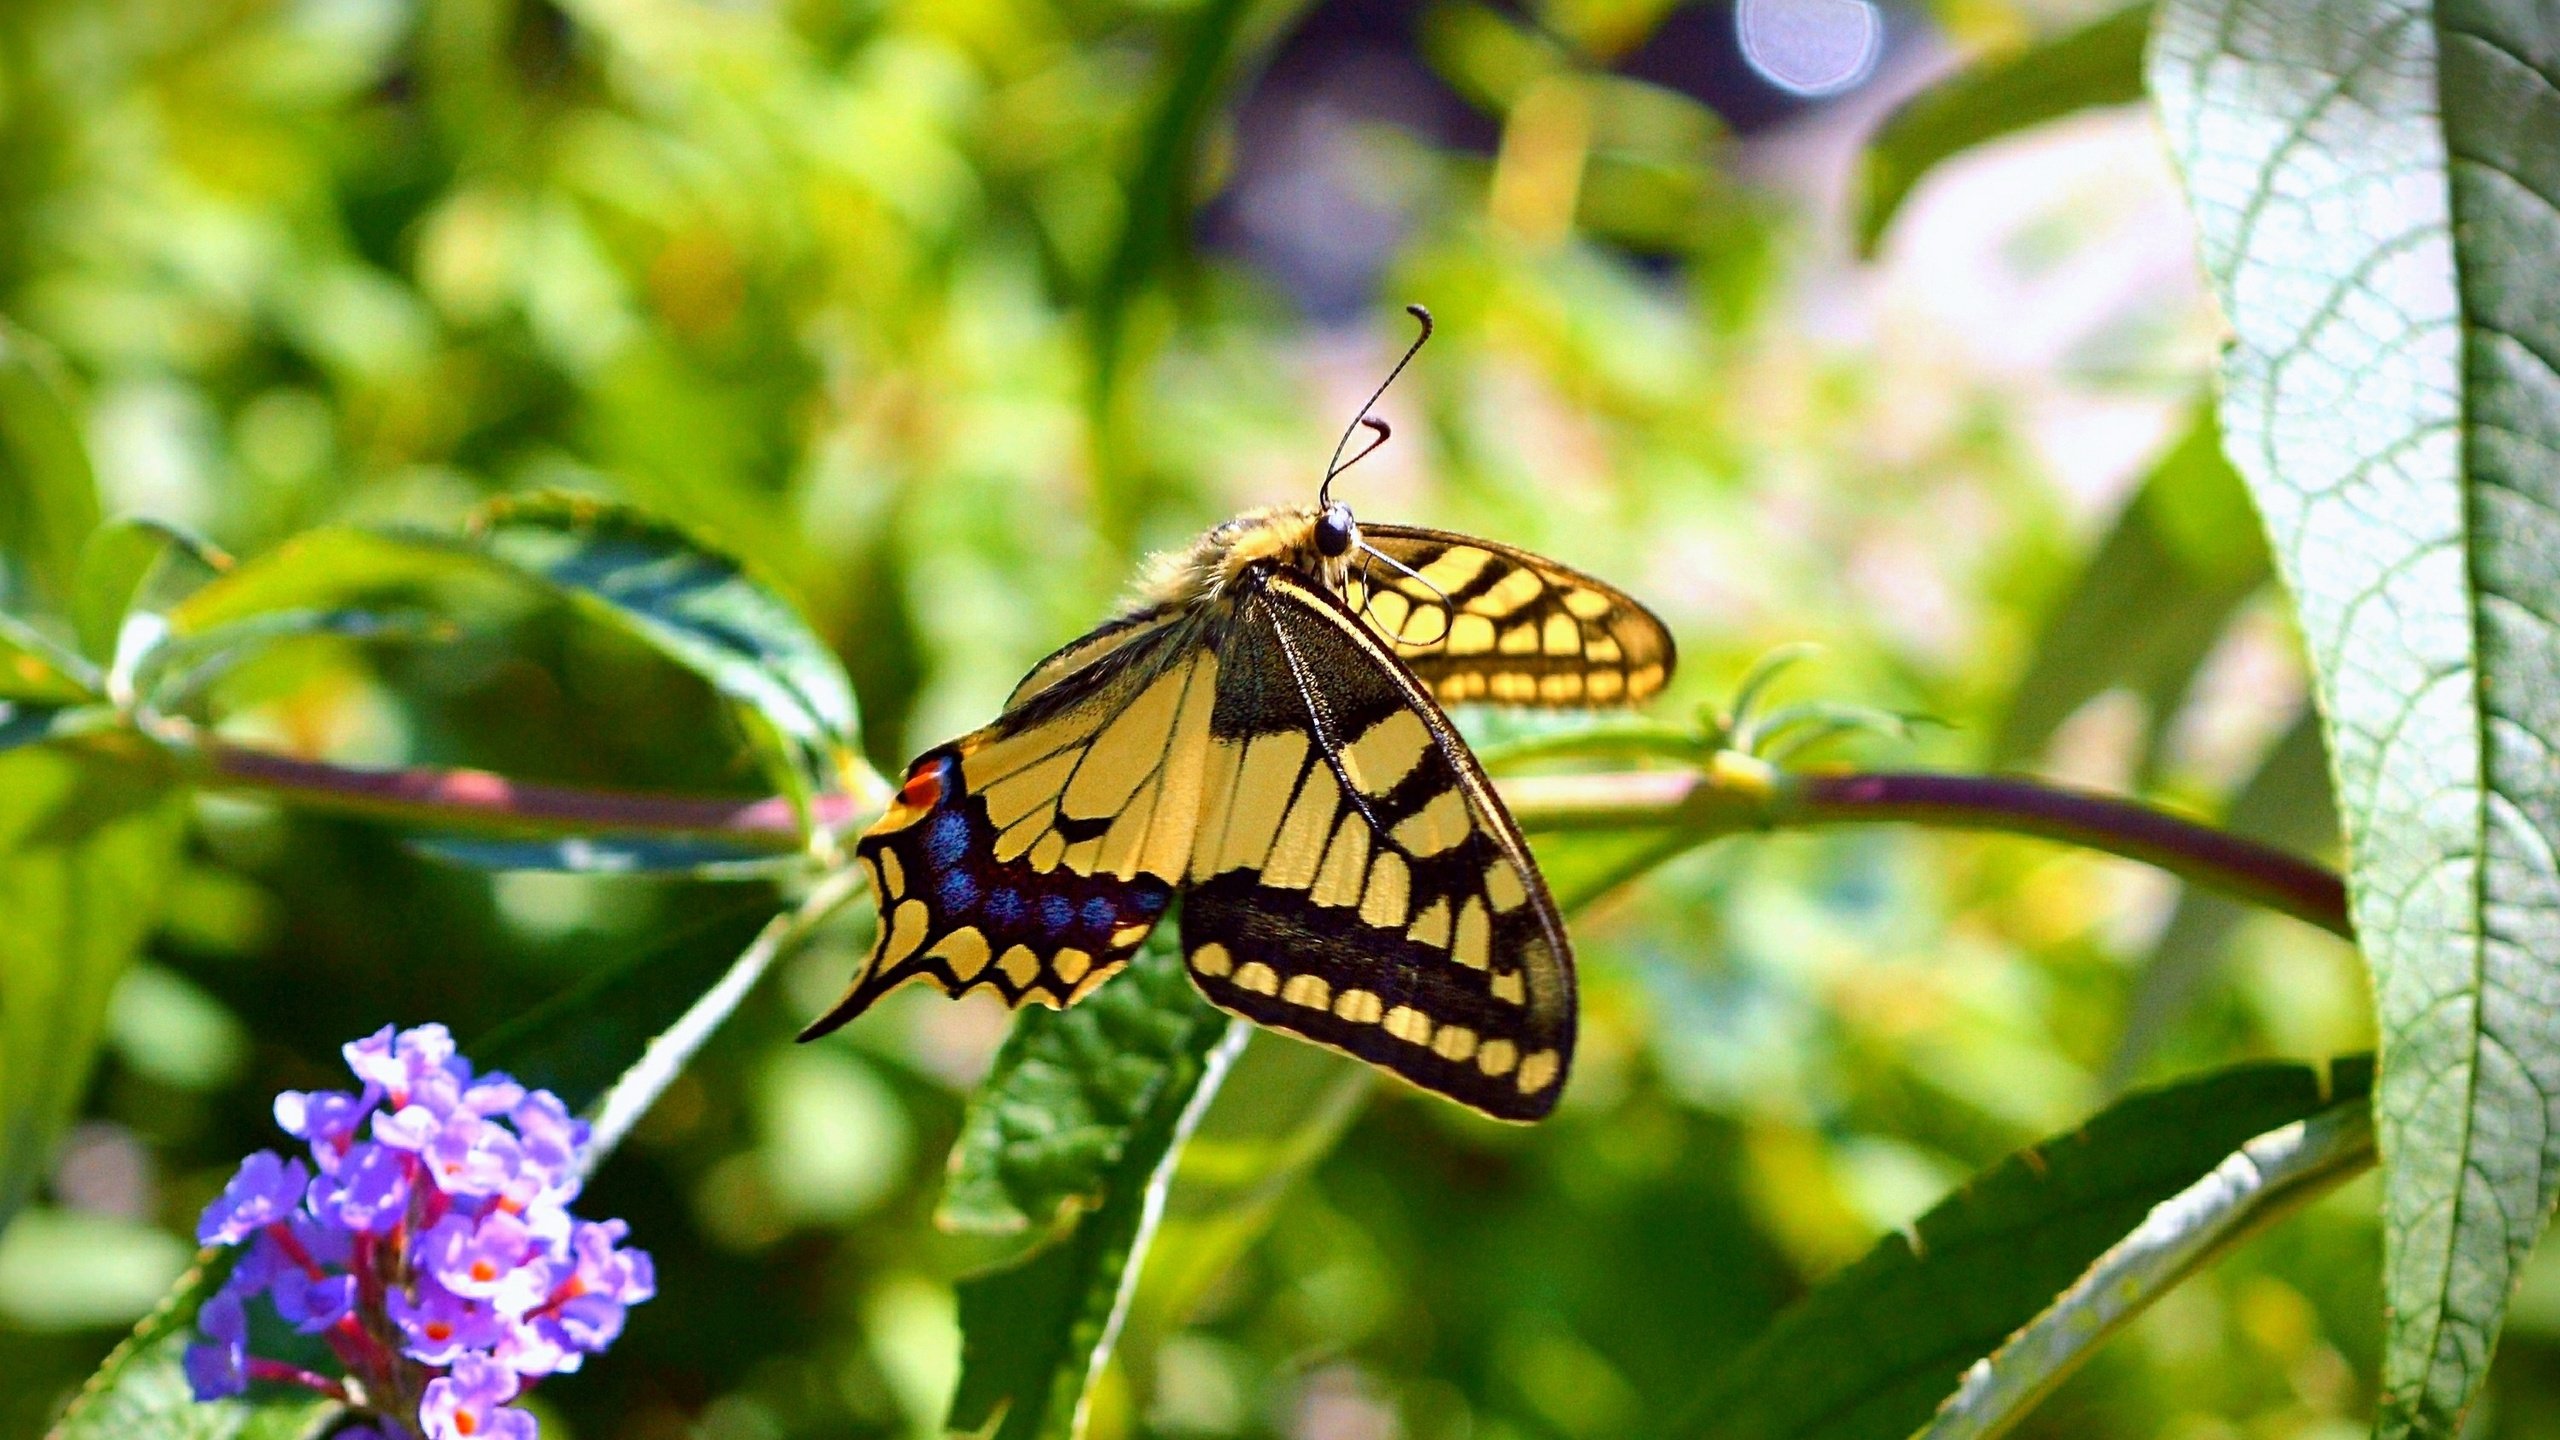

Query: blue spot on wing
<box><xmin>1080</xmin><ymin>896</ymin><xmax>1117</xmax><ymax>931</ymax></box>
<box><xmin>938</xmin><ymin>871</ymin><xmax>979</xmax><ymax>913</ymax></box>
<box><xmin>986</xmin><ymin>889</ymin><xmax>1026</xmax><ymax>926</ymax></box>
<box><xmin>1132</xmin><ymin>888</ymin><xmax>1169</xmax><ymax>917</ymax></box>
<box><xmin>925</xmin><ymin>812</ymin><xmax>970</xmax><ymax>868</ymax></box>
<box><xmin>1038</xmin><ymin>895</ymin><xmax>1076</xmax><ymax>934</ymax></box>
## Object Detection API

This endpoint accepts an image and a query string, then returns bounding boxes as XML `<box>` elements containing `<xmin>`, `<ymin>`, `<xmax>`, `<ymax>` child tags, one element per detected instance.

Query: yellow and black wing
<box><xmin>798</xmin><ymin>617</ymin><xmax>1215</xmax><ymax>1031</ymax></box>
<box><xmin>1179</xmin><ymin>567</ymin><xmax>1575</xmax><ymax>1121</ymax></box>
<box><xmin>1342</xmin><ymin>525</ymin><xmax>1674</xmax><ymax>708</ymax></box>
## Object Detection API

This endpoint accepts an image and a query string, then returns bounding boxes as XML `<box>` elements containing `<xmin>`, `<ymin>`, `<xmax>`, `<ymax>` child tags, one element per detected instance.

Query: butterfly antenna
<box><xmin>1321</xmin><ymin>303</ymin><xmax>1435</xmax><ymax>507</ymax></box>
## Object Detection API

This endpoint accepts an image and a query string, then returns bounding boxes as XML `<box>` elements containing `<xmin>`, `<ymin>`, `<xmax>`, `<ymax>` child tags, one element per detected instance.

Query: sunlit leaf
<box><xmin>72</xmin><ymin>519</ymin><xmax>230</xmax><ymax>683</ymax></box>
<box><xmin>1679</xmin><ymin>1058</ymin><xmax>2372</xmax><ymax>1439</ymax></box>
<box><xmin>1856</xmin><ymin>3</ymin><xmax>2151</xmax><ymax>254</ymax></box>
<box><xmin>0</xmin><ymin>320</ymin><xmax>102</xmax><ymax>613</ymax></box>
<box><xmin>165</xmin><ymin>528</ymin><xmax>504</xmax><ymax>637</ymax></box>
<box><xmin>471</xmin><ymin>494</ymin><xmax>865</xmax><ymax>808</ymax></box>
<box><xmin>2153</xmin><ymin>1</ymin><xmax>2560</xmax><ymax>1429</ymax></box>
<box><xmin>0</xmin><ymin>611</ymin><xmax>99</xmax><ymax>705</ymax></box>
<box><xmin>1993</xmin><ymin>406</ymin><xmax>2269</xmax><ymax>772</ymax></box>
<box><xmin>0</xmin><ymin>744</ymin><xmax>187</xmax><ymax>1237</ymax></box>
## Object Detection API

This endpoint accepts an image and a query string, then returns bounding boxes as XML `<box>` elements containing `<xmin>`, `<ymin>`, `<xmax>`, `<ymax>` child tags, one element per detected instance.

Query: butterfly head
<box><xmin>1314</xmin><ymin>501</ymin><xmax>1357</xmax><ymax>559</ymax></box>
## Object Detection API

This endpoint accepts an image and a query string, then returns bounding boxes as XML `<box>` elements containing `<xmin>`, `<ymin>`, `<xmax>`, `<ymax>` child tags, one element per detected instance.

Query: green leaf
<box><xmin>1678</xmin><ymin>1058</ymin><xmax>2372</xmax><ymax>1440</ymax></box>
<box><xmin>0</xmin><ymin>611</ymin><xmax>101</xmax><ymax>705</ymax></box>
<box><xmin>471</xmin><ymin>494</ymin><xmax>864</xmax><ymax>806</ymax></box>
<box><xmin>0</xmin><ymin>743</ymin><xmax>186</xmax><ymax>1237</ymax></box>
<box><xmin>71</xmin><ymin>518</ymin><xmax>232</xmax><ymax>684</ymax></box>
<box><xmin>1993</xmin><ymin>405</ymin><xmax>2269</xmax><ymax>770</ymax></box>
<box><xmin>165</xmin><ymin>528</ymin><xmax>502</xmax><ymax>637</ymax></box>
<box><xmin>943</xmin><ymin>943</ymin><xmax>1246</xmax><ymax>1440</ymax></box>
<box><xmin>408</xmin><ymin>833</ymin><xmax>804</xmax><ymax>878</ymax></box>
<box><xmin>0</xmin><ymin>320</ymin><xmax>102</xmax><ymax>613</ymax></box>
<box><xmin>1856</xmin><ymin>3</ymin><xmax>2152</xmax><ymax>254</ymax></box>
<box><xmin>2151</xmin><ymin>1</ymin><xmax>2560</xmax><ymax>1430</ymax></box>
<box><xmin>2105</xmin><ymin>705</ymin><xmax>2339</xmax><ymax>1088</ymax></box>
<box><xmin>0</xmin><ymin>704</ymin><xmax>97</xmax><ymax>755</ymax></box>
<box><xmin>45</xmin><ymin>1252</ymin><xmax>339</xmax><ymax>1440</ymax></box>
<box><xmin>941</xmin><ymin>940</ymin><xmax>1244</xmax><ymax>1238</ymax></box>
<box><xmin>1917</xmin><ymin>1072</ymin><xmax>2375</xmax><ymax>1438</ymax></box>
<box><xmin>468</xmin><ymin>891</ymin><xmax>792</xmax><ymax>1119</ymax></box>
<box><xmin>1111</xmin><ymin>1033</ymin><xmax>1372</xmax><ymax>1371</ymax></box>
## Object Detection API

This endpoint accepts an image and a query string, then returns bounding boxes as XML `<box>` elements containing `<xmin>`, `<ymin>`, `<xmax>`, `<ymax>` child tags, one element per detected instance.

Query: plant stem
<box><xmin>157</xmin><ymin>732</ymin><xmax>2350</xmax><ymax>938</ymax></box>
<box><xmin>1501</xmin><ymin>764</ymin><xmax>2352</xmax><ymax>939</ymax></box>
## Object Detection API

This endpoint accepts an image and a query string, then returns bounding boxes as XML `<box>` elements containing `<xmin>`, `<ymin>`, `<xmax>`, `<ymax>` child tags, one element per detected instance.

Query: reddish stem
<box><xmin>246</xmin><ymin>1357</ymin><xmax>352</xmax><ymax>1402</ymax></box>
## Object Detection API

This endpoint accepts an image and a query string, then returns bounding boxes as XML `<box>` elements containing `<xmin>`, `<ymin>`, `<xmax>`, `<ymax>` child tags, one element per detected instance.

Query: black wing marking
<box><xmin>1177</xmin><ymin>566</ymin><xmax>1575</xmax><ymax>1120</ymax></box>
<box><xmin>799</xmin><ymin>617</ymin><xmax>1206</xmax><ymax>1035</ymax></box>
<box><xmin>1344</xmin><ymin>525</ymin><xmax>1675</xmax><ymax>708</ymax></box>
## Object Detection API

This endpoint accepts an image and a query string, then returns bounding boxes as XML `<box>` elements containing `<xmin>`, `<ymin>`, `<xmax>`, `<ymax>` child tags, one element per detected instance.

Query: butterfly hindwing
<box><xmin>1178</xmin><ymin>567</ymin><xmax>1575</xmax><ymax>1121</ymax></box>
<box><xmin>1343</xmin><ymin>525</ymin><xmax>1674</xmax><ymax>708</ymax></box>
<box><xmin>798</xmin><ymin>621</ymin><xmax>1213</xmax><ymax>1035</ymax></box>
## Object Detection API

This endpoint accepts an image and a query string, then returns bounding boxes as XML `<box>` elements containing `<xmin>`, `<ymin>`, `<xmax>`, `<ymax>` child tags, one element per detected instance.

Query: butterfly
<box><xmin>799</xmin><ymin>309</ymin><xmax>1674</xmax><ymax>1119</ymax></box>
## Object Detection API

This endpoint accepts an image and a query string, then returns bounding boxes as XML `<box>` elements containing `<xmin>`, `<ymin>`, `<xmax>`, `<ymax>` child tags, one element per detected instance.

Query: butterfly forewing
<box><xmin>1178</xmin><ymin>568</ymin><xmax>1575</xmax><ymax>1120</ymax></box>
<box><xmin>1344</xmin><ymin>525</ymin><xmax>1674</xmax><ymax>708</ymax></box>
<box><xmin>798</xmin><ymin>623</ymin><xmax>1207</xmax><ymax>1035</ymax></box>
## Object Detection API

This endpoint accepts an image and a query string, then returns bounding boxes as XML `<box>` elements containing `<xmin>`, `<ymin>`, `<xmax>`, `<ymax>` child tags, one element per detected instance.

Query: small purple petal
<box><xmin>496</xmin><ymin>1315</ymin><xmax>580</xmax><ymax>1379</ymax></box>
<box><xmin>185</xmin><ymin>1285</ymin><xmax>251</xmax><ymax>1400</ymax></box>
<box><xmin>424</xmin><ymin>1116</ymin><xmax>522</xmax><ymax>1199</ymax></box>
<box><xmin>463</xmin><ymin>1070</ymin><xmax>526</xmax><ymax>1117</ymax></box>
<box><xmin>373</xmin><ymin>1103</ymin><xmax>445</xmax><ymax>1152</ymax></box>
<box><xmin>313</xmin><ymin>1142</ymin><xmax>411</xmax><ymax>1235</ymax></box>
<box><xmin>200</xmin><ymin>1284</ymin><xmax>249</xmax><ymax>1344</ymax></box>
<box><xmin>342</xmin><ymin>1025</ymin><xmax>402</xmax><ymax>1093</ymax></box>
<box><xmin>182</xmin><ymin>1341</ymin><xmax>246</xmax><ymax>1401</ymax></box>
<box><xmin>423</xmin><ymin>1210</ymin><xmax>547</xmax><ymax>1310</ymax></box>
<box><xmin>270</xmin><ymin>1269</ymin><xmax>356</xmax><ymax>1333</ymax></box>
<box><xmin>198</xmin><ymin>1152</ymin><xmax>309</xmax><ymax>1246</ymax></box>
<box><xmin>555</xmin><ymin>1292</ymin><xmax>627</xmax><ymax>1352</ymax></box>
<box><xmin>388</xmin><ymin>1280</ymin><xmax>507</xmax><ymax>1365</ymax></box>
<box><xmin>419</xmin><ymin>1352</ymin><xmax>519</xmax><ymax>1440</ymax></box>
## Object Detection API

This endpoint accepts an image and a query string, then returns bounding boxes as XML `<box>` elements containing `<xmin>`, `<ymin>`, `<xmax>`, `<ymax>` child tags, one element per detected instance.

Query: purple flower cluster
<box><xmin>187</xmin><ymin>1024</ymin><xmax>653</xmax><ymax>1439</ymax></box>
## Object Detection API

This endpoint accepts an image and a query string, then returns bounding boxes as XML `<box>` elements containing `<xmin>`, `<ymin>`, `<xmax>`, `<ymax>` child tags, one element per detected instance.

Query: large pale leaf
<box><xmin>1678</xmin><ymin>1059</ymin><xmax>2371</xmax><ymax>1439</ymax></box>
<box><xmin>2151</xmin><ymin>1</ymin><xmax>2560</xmax><ymax>1431</ymax></box>
<box><xmin>0</xmin><ymin>744</ymin><xmax>186</xmax><ymax>1237</ymax></box>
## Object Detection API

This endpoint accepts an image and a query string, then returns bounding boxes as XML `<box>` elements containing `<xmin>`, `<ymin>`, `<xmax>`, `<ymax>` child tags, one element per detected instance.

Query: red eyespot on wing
<box><xmin>898</xmin><ymin>763</ymin><xmax>944</xmax><ymax>810</ymax></box>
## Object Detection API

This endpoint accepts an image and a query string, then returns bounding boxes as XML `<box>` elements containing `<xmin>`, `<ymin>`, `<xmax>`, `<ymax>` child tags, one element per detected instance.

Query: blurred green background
<box><xmin>0</xmin><ymin>0</ymin><xmax>2506</xmax><ymax>1434</ymax></box>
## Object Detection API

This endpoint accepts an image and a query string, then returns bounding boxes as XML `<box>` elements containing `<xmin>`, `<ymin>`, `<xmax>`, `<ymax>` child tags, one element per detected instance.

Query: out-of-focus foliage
<box><xmin>0</xmin><ymin>0</ymin><xmax>2459</xmax><ymax>1436</ymax></box>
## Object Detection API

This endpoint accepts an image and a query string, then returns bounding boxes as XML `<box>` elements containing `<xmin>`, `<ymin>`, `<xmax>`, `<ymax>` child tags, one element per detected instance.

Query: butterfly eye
<box><xmin>1314</xmin><ymin>503</ymin><xmax>1356</xmax><ymax>558</ymax></box>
